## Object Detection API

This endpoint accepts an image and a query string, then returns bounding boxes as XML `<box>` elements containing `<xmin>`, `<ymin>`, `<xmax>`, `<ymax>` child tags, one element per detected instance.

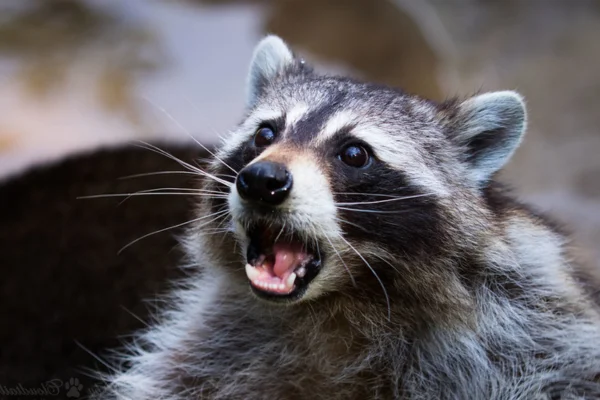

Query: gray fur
<box><xmin>100</xmin><ymin>36</ymin><xmax>600</xmax><ymax>400</ymax></box>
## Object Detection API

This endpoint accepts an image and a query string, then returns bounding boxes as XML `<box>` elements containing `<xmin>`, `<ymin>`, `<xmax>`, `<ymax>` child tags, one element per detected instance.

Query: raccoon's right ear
<box><xmin>442</xmin><ymin>91</ymin><xmax>527</xmax><ymax>186</ymax></box>
<box><xmin>246</xmin><ymin>35</ymin><xmax>294</xmax><ymax>108</ymax></box>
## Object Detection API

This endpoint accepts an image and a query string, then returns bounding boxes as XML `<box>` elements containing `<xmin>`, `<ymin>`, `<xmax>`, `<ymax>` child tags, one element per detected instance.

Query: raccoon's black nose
<box><xmin>236</xmin><ymin>161</ymin><xmax>293</xmax><ymax>206</ymax></box>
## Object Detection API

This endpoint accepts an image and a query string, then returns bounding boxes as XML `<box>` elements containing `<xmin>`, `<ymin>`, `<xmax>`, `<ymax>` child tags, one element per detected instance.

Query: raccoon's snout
<box><xmin>236</xmin><ymin>161</ymin><xmax>293</xmax><ymax>206</ymax></box>
<box><xmin>229</xmin><ymin>154</ymin><xmax>336</xmax><ymax>301</ymax></box>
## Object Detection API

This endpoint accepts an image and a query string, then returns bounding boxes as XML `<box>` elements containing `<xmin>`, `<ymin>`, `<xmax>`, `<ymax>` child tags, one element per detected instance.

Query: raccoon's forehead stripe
<box><xmin>313</xmin><ymin>110</ymin><xmax>360</xmax><ymax>146</ymax></box>
<box><xmin>287</xmin><ymin>106</ymin><xmax>339</xmax><ymax>144</ymax></box>
<box><xmin>285</xmin><ymin>103</ymin><xmax>309</xmax><ymax>128</ymax></box>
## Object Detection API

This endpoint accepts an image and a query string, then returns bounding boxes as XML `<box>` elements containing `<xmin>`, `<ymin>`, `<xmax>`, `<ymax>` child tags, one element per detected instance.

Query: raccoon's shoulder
<box><xmin>482</xmin><ymin>180</ymin><xmax>565</xmax><ymax>233</ymax></box>
<box><xmin>482</xmin><ymin>180</ymin><xmax>600</xmax><ymax>307</ymax></box>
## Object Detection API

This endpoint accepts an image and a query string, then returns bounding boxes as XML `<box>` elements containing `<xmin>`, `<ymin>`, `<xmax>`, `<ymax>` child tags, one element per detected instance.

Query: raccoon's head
<box><xmin>195</xmin><ymin>36</ymin><xmax>526</xmax><ymax>315</ymax></box>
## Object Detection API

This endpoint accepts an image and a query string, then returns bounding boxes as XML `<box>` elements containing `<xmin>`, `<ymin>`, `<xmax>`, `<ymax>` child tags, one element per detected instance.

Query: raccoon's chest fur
<box><xmin>114</xmin><ymin>273</ymin><xmax>600</xmax><ymax>400</ymax></box>
<box><xmin>122</xmin><ymin>287</ymin><xmax>391</xmax><ymax>400</ymax></box>
<box><xmin>180</xmin><ymin>309</ymin><xmax>382</xmax><ymax>400</ymax></box>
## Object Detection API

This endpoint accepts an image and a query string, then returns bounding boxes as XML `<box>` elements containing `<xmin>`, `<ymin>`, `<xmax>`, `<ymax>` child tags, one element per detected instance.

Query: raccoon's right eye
<box><xmin>253</xmin><ymin>126</ymin><xmax>276</xmax><ymax>147</ymax></box>
<box><xmin>339</xmin><ymin>144</ymin><xmax>371</xmax><ymax>168</ymax></box>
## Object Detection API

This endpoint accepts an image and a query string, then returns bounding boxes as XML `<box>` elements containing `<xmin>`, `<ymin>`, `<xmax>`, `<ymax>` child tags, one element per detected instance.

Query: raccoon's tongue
<box><xmin>272</xmin><ymin>242</ymin><xmax>307</xmax><ymax>277</ymax></box>
<box><xmin>245</xmin><ymin>242</ymin><xmax>308</xmax><ymax>294</ymax></box>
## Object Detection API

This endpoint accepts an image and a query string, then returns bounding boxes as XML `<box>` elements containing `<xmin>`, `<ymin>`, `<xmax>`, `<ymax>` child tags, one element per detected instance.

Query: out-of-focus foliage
<box><xmin>0</xmin><ymin>0</ymin><xmax>163</xmax><ymax>123</ymax></box>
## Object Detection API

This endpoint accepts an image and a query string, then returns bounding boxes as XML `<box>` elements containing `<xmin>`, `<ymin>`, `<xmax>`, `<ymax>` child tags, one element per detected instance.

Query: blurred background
<box><xmin>0</xmin><ymin>0</ymin><xmax>598</xmax><ymax>266</ymax></box>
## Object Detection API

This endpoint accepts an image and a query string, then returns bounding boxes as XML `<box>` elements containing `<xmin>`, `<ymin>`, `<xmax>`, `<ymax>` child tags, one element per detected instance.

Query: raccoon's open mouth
<box><xmin>245</xmin><ymin>223</ymin><xmax>322</xmax><ymax>301</ymax></box>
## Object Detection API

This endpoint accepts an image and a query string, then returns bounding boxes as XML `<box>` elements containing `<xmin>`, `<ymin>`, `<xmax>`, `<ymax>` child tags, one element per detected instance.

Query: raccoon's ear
<box><xmin>446</xmin><ymin>91</ymin><xmax>527</xmax><ymax>185</ymax></box>
<box><xmin>246</xmin><ymin>35</ymin><xmax>294</xmax><ymax>108</ymax></box>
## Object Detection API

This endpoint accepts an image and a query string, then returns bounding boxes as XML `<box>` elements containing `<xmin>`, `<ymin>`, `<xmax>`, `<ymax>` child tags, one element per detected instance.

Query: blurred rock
<box><xmin>264</xmin><ymin>0</ymin><xmax>442</xmax><ymax>100</ymax></box>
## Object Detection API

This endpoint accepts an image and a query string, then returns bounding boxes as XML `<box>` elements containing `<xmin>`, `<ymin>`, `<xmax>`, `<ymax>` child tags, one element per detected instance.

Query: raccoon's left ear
<box><xmin>444</xmin><ymin>91</ymin><xmax>527</xmax><ymax>185</ymax></box>
<box><xmin>246</xmin><ymin>35</ymin><xmax>295</xmax><ymax>108</ymax></box>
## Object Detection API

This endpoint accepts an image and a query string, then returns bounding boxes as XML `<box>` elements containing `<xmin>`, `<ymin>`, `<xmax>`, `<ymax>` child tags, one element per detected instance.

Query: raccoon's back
<box><xmin>0</xmin><ymin>143</ymin><xmax>206</xmax><ymax>388</ymax></box>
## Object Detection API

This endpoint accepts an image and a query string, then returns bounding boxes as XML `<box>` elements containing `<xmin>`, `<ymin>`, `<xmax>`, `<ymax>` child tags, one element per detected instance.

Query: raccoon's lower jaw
<box><xmin>244</xmin><ymin>224</ymin><xmax>322</xmax><ymax>302</ymax></box>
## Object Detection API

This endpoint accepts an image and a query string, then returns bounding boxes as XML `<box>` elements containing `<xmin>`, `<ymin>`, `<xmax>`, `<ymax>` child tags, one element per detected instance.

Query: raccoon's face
<box><xmin>198</xmin><ymin>36</ymin><xmax>526</xmax><ymax>308</ymax></box>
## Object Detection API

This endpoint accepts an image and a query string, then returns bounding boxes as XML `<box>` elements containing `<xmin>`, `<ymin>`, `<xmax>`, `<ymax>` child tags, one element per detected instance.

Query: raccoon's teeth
<box><xmin>245</xmin><ymin>264</ymin><xmax>296</xmax><ymax>294</ymax></box>
<box><xmin>295</xmin><ymin>267</ymin><xmax>306</xmax><ymax>278</ymax></box>
<box><xmin>285</xmin><ymin>272</ymin><xmax>297</xmax><ymax>289</ymax></box>
<box><xmin>245</xmin><ymin>263</ymin><xmax>261</xmax><ymax>282</ymax></box>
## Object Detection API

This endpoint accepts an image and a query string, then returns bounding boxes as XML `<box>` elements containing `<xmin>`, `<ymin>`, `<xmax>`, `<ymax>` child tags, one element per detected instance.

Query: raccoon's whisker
<box><xmin>323</xmin><ymin>234</ymin><xmax>356</xmax><ymax>288</ymax></box>
<box><xmin>335</xmin><ymin>193</ymin><xmax>435</xmax><ymax>206</ymax></box>
<box><xmin>337</xmin><ymin>234</ymin><xmax>391</xmax><ymax>321</ymax></box>
<box><xmin>120</xmin><ymin>305</ymin><xmax>149</xmax><ymax>327</ymax></box>
<box><xmin>137</xmin><ymin>143</ymin><xmax>232</xmax><ymax>188</ymax></box>
<box><xmin>118</xmin><ymin>171</ymin><xmax>202</xmax><ymax>180</ymax></box>
<box><xmin>141</xmin><ymin>97</ymin><xmax>239</xmax><ymax>175</ymax></box>
<box><xmin>193</xmin><ymin>160</ymin><xmax>237</xmax><ymax>182</ymax></box>
<box><xmin>135</xmin><ymin>142</ymin><xmax>233</xmax><ymax>188</ymax></box>
<box><xmin>334</xmin><ymin>216</ymin><xmax>368</xmax><ymax>231</ymax></box>
<box><xmin>196</xmin><ymin>159</ymin><xmax>238</xmax><ymax>178</ymax></box>
<box><xmin>75</xmin><ymin>340</ymin><xmax>120</xmax><ymax>374</ymax></box>
<box><xmin>114</xmin><ymin>188</ymin><xmax>203</xmax><ymax>205</ymax></box>
<box><xmin>213</xmin><ymin>213</ymin><xmax>232</xmax><ymax>231</ymax></box>
<box><xmin>369</xmin><ymin>252</ymin><xmax>402</xmax><ymax>275</ymax></box>
<box><xmin>214</xmin><ymin>173</ymin><xmax>237</xmax><ymax>179</ymax></box>
<box><xmin>274</xmin><ymin>222</ymin><xmax>286</xmax><ymax>244</ymax></box>
<box><xmin>118</xmin><ymin>209</ymin><xmax>229</xmax><ymax>254</ymax></box>
<box><xmin>74</xmin><ymin>366</ymin><xmax>112</xmax><ymax>386</ymax></box>
<box><xmin>201</xmin><ymin>228</ymin><xmax>231</xmax><ymax>234</ymax></box>
<box><xmin>337</xmin><ymin>207</ymin><xmax>413</xmax><ymax>214</ymax></box>
<box><xmin>78</xmin><ymin>193</ymin><xmax>228</xmax><ymax>200</ymax></box>
<box><xmin>134</xmin><ymin>142</ymin><xmax>200</xmax><ymax>173</ymax></box>
<box><xmin>131</xmin><ymin>187</ymin><xmax>227</xmax><ymax>195</ymax></box>
<box><xmin>332</xmin><ymin>191</ymin><xmax>414</xmax><ymax>197</ymax></box>
<box><xmin>114</xmin><ymin>189</ymin><xmax>229</xmax><ymax>205</ymax></box>
<box><xmin>214</xmin><ymin>217</ymin><xmax>233</xmax><ymax>246</ymax></box>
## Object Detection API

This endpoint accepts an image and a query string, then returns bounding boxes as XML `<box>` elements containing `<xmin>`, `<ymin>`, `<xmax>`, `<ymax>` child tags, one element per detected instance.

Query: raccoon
<box><xmin>101</xmin><ymin>36</ymin><xmax>600</xmax><ymax>399</ymax></box>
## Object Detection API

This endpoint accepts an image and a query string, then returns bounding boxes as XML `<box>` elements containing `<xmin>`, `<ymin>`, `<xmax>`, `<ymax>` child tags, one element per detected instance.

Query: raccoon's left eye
<box><xmin>254</xmin><ymin>126</ymin><xmax>276</xmax><ymax>147</ymax></box>
<box><xmin>338</xmin><ymin>145</ymin><xmax>371</xmax><ymax>168</ymax></box>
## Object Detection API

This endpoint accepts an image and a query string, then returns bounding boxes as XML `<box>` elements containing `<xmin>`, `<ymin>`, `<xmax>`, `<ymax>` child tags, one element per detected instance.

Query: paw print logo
<box><xmin>64</xmin><ymin>378</ymin><xmax>84</xmax><ymax>398</ymax></box>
